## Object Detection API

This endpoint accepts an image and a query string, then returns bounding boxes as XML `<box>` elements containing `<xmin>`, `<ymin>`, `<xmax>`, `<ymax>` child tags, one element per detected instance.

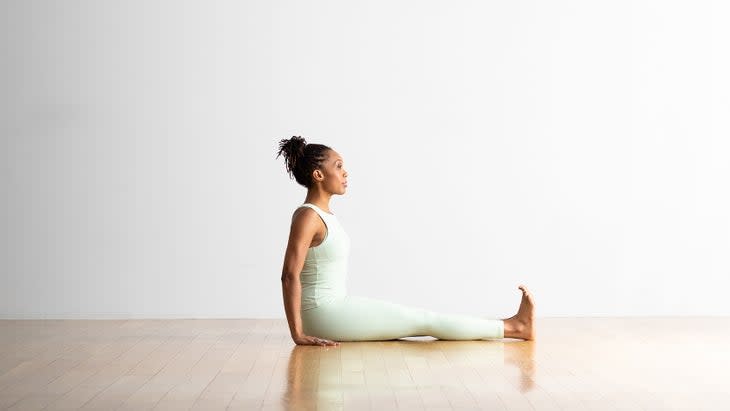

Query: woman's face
<box><xmin>317</xmin><ymin>150</ymin><xmax>348</xmax><ymax>194</ymax></box>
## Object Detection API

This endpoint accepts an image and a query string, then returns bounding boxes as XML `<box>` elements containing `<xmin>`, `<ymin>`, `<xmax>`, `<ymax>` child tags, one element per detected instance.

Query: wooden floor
<box><xmin>0</xmin><ymin>318</ymin><xmax>728</xmax><ymax>410</ymax></box>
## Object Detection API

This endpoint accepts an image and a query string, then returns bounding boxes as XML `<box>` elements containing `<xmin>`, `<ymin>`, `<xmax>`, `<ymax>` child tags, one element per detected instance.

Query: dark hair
<box><xmin>276</xmin><ymin>136</ymin><xmax>332</xmax><ymax>188</ymax></box>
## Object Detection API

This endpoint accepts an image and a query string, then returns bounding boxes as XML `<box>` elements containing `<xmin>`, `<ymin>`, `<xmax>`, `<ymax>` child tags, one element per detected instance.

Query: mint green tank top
<box><xmin>297</xmin><ymin>203</ymin><xmax>351</xmax><ymax>310</ymax></box>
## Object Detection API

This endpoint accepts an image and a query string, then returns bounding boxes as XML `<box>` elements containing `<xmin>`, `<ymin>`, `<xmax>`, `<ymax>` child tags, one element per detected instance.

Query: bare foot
<box><xmin>502</xmin><ymin>285</ymin><xmax>535</xmax><ymax>340</ymax></box>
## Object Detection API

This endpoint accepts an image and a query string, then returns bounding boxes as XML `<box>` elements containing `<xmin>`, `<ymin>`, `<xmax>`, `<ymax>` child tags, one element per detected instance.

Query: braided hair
<box><xmin>276</xmin><ymin>136</ymin><xmax>332</xmax><ymax>188</ymax></box>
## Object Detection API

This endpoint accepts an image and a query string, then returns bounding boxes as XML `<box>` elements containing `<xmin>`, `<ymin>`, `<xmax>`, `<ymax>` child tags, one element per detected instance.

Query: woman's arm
<box><xmin>281</xmin><ymin>209</ymin><xmax>339</xmax><ymax>346</ymax></box>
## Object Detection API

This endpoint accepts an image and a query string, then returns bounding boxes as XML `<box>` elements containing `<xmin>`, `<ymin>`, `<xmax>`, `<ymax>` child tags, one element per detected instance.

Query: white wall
<box><xmin>2</xmin><ymin>0</ymin><xmax>728</xmax><ymax>319</ymax></box>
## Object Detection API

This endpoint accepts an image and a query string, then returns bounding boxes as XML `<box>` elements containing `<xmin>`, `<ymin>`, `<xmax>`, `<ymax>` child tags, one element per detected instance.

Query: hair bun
<box><xmin>276</xmin><ymin>135</ymin><xmax>307</xmax><ymax>179</ymax></box>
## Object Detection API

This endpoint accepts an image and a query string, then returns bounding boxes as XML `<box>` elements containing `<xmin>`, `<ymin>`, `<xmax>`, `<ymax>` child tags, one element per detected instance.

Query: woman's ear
<box><xmin>312</xmin><ymin>169</ymin><xmax>323</xmax><ymax>182</ymax></box>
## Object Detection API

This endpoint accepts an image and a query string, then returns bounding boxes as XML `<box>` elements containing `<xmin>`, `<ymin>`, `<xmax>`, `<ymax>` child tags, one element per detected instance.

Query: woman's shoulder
<box><xmin>291</xmin><ymin>205</ymin><xmax>320</xmax><ymax>224</ymax></box>
<box><xmin>290</xmin><ymin>206</ymin><xmax>325</xmax><ymax>242</ymax></box>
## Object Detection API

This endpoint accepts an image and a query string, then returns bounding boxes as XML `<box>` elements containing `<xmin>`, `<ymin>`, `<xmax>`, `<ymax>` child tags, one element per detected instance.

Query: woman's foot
<box><xmin>502</xmin><ymin>285</ymin><xmax>535</xmax><ymax>340</ymax></box>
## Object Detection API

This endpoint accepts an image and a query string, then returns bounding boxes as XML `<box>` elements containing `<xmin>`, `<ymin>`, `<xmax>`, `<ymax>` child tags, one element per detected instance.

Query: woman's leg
<box><xmin>301</xmin><ymin>295</ymin><xmax>504</xmax><ymax>341</ymax></box>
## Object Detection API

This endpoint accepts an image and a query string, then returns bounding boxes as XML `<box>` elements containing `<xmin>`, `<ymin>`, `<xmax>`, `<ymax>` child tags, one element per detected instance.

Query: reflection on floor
<box><xmin>0</xmin><ymin>317</ymin><xmax>728</xmax><ymax>410</ymax></box>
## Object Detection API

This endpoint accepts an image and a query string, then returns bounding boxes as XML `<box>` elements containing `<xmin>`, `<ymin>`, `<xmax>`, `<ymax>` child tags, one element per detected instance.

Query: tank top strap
<box><xmin>299</xmin><ymin>203</ymin><xmax>335</xmax><ymax>220</ymax></box>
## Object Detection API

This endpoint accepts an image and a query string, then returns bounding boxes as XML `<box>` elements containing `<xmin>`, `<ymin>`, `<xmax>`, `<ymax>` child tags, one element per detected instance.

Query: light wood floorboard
<box><xmin>1</xmin><ymin>317</ymin><xmax>728</xmax><ymax>410</ymax></box>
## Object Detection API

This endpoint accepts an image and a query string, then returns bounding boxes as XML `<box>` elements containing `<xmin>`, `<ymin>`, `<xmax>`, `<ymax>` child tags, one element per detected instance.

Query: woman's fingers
<box><xmin>296</xmin><ymin>335</ymin><xmax>339</xmax><ymax>346</ymax></box>
<box><xmin>313</xmin><ymin>336</ymin><xmax>339</xmax><ymax>346</ymax></box>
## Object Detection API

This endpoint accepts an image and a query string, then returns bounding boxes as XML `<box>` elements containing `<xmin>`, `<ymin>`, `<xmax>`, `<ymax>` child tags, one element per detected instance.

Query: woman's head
<box><xmin>276</xmin><ymin>136</ymin><xmax>348</xmax><ymax>193</ymax></box>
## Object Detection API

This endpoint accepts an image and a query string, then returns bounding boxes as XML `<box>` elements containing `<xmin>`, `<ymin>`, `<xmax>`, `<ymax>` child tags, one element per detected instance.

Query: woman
<box><xmin>277</xmin><ymin>136</ymin><xmax>535</xmax><ymax>346</ymax></box>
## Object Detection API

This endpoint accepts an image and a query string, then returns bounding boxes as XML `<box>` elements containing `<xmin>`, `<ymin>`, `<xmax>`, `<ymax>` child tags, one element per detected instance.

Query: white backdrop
<box><xmin>2</xmin><ymin>0</ymin><xmax>729</xmax><ymax>319</ymax></box>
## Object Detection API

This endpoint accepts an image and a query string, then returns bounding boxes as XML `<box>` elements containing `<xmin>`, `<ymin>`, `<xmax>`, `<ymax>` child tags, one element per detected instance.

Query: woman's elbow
<box><xmin>281</xmin><ymin>272</ymin><xmax>298</xmax><ymax>283</ymax></box>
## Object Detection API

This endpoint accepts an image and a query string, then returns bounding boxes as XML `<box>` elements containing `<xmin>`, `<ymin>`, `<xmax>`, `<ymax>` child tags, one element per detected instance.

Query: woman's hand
<box><xmin>293</xmin><ymin>334</ymin><xmax>340</xmax><ymax>346</ymax></box>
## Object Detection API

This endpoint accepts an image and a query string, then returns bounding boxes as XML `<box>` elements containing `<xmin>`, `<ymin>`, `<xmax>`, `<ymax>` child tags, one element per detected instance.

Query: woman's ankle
<box><xmin>502</xmin><ymin>318</ymin><xmax>516</xmax><ymax>337</ymax></box>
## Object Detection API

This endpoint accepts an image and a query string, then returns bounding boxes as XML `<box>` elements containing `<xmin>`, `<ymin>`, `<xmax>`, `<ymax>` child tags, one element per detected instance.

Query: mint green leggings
<box><xmin>301</xmin><ymin>295</ymin><xmax>505</xmax><ymax>341</ymax></box>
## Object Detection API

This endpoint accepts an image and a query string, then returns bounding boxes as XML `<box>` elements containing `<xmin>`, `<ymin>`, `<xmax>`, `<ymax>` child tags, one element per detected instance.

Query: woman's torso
<box><xmin>296</xmin><ymin>203</ymin><xmax>351</xmax><ymax>310</ymax></box>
